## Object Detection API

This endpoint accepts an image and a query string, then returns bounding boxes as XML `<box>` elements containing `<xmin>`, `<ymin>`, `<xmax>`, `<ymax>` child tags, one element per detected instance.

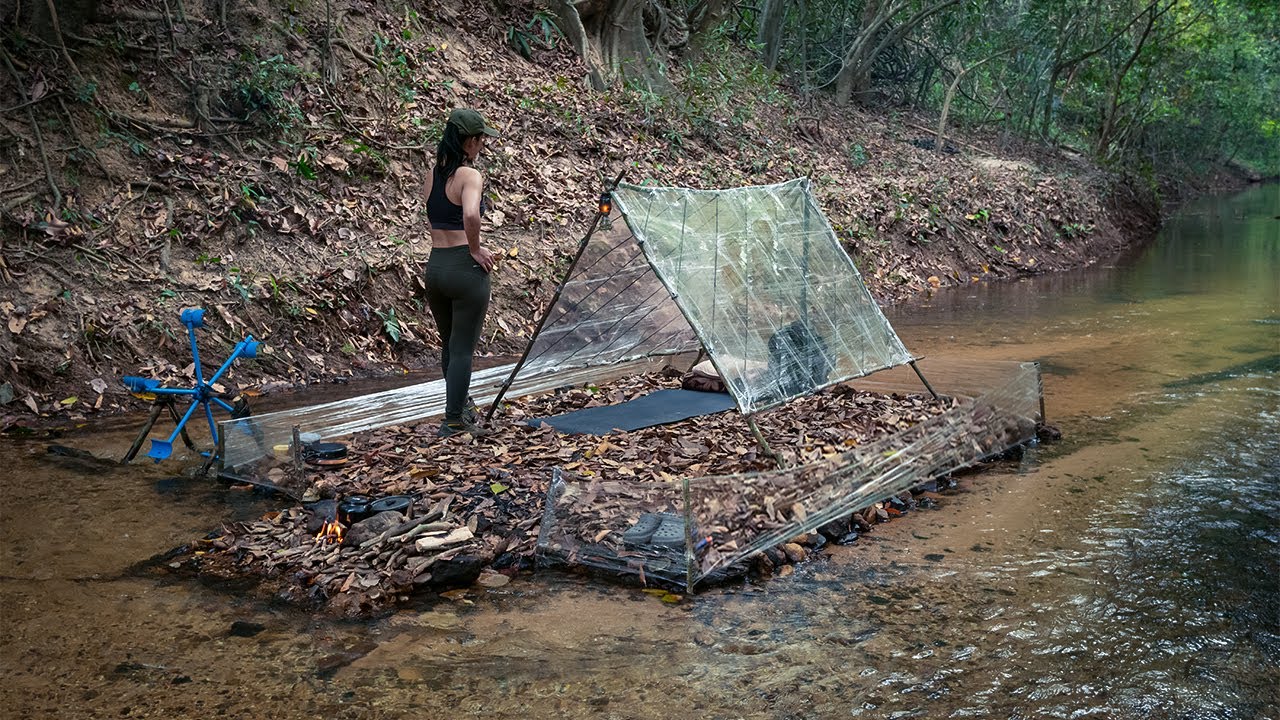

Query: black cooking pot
<box><xmin>304</xmin><ymin>442</ymin><xmax>348</xmax><ymax>461</ymax></box>
<box><xmin>368</xmin><ymin>495</ymin><xmax>413</xmax><ymax>516</ymax></box>
<box><xmin>337</xmin><ymin>495</ymin><xmax>374</xmax><ymax>525</ymax></box>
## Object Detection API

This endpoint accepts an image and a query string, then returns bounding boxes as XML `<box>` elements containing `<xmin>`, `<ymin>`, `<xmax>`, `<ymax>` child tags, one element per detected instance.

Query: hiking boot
<box><xmin>437</xmin><ymin>418</ymin><xmax>490</xmax><ymax>438</ymax></box>
<box><xmin>463</xmin><ymin>396</ymin><xmax>482</xmax><ymax>425</ymax></box>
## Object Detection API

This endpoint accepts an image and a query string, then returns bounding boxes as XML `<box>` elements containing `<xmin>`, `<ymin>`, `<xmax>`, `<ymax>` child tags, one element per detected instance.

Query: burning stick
<box><xmin>315</xmin><ymin>517</ymin><xmax>345</xmax><ymax>545</ymax></box>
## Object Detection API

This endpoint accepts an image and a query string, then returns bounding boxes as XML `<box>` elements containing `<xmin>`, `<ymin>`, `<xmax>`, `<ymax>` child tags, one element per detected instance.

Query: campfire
<box><xmin>314</xmin><ymin>517</ymin><xmax>344</xmax><ymax>545</ymax></box>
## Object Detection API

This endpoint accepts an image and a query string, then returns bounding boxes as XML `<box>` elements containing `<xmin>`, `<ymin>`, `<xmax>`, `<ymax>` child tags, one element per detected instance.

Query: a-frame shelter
<box><xmin>488</xmin><ymin>177</ymin><xmax>935</xmax><ymax>442</ymax></box>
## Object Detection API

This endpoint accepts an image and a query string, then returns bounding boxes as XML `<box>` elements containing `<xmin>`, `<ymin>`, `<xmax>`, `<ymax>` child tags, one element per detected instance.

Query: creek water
<box><xmin>2</xmin><ymin>185</ymin><xmax>1276</xmax><ymax>720</ymax></box>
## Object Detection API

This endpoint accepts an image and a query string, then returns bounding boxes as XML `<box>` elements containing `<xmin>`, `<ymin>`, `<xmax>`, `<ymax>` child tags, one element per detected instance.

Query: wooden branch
<box><xmin>159</xmin><ymin>0</ymin><xmax>179</xmax><ymax>53</ymax></box>
<box><xmin>43</xmin><ymin>0</ymin><xmax>85</xmax><ymax>85</ymax></box>
<box><xmin>0</xmin><ymin>94</ymin><xmax>55</xmax><ymax>114</ymax></box>
<box><xmin>64</xmin><ymin>31</ymin><xmax>157</xmax><ymax>54</ymax></box>
<box><xmin>1054</xmin><ymin>0</ymin><xmax>1157</xmax><ymax>72</ymax></box>
<box><xmin>2</xmin><ymin>192</ymin><xmax>40</xmax><ymax>213</ymax></box>
<box><xmin>331</xmin><ymin>36</ymin><xmax>378</xmax><ymax>69</ymax></box>
<box><xmin>2</xmin><ymin>178</ymin><xmax>41</xmax><ymax>195</ymax></box>
<box><xmin>107</xmin><ymin>107</ymin><xmax>197</xmax><ymax>131</ymax></box>
<box><xmin>90</xmin><ymin>9</ymin><xmax>166</xmax><ymax>22</ymax></box>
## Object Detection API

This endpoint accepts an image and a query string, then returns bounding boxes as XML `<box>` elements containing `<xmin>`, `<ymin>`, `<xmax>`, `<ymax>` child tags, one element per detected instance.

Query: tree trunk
<box><xmin>832</xmin><ymin>0</ymin><xmax>959</xmax><ymax>107</ymax></box>
<box><xmin>550</xmin><ymin>0</ymin><xmax>607</xmax><ymax>89</ymax></box>
<box><xmin>688</xmin><ymin>0</ymin><xmax>730</xmax><ymax>52</ymax></box>
<box><xmin>552</xmin><ymin>0</ymin><xmax>678</xmax><ymax>91</ymax></box>
<box><xmin>1096</xmin><ymin>2</ymin><xmax>1170</xmax><ymax>158</ymax></box>
<box><xmin>756</xmin><ymin>0</ymin><xmax>787</xmax><ymax>70</ymax></box>
<box><xmin>935</xmin><ymin>49</ymin><xmax>1011</xmax><ymax>152</ymax></box>
<box><xmin>23</xmin><ymin>0</ymin><xmax>99</xmax><ymax>41</ymax></box>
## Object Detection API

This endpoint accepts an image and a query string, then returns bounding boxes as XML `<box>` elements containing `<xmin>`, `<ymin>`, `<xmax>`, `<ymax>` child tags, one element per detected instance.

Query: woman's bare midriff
<box><xmin>430</xmin><ymin>228</ymin><xmax>469</xmax><ymax>249</ymax></box>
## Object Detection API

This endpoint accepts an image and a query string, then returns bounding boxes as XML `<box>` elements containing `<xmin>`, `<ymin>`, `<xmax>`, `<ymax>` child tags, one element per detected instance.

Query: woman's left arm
<box><xmin>460</xmin><ymin>170</ymin><xmax>496</xmax><ymax>272</ymax></box>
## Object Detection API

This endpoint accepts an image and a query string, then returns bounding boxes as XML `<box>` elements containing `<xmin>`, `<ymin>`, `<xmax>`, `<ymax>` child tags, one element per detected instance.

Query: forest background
<box><xmin>1</xmin><ymin>0</ymin><xmax>1276</xmax><ymax>427</ymax></box>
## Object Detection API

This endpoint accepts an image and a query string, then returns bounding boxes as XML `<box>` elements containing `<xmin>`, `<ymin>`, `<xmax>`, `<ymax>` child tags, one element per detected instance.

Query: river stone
<box><xmin>788</xmin><ymin>532</ymin><xmax>817</xmax><ymax>547</ymax></box>
<box><xmin>818</xmin><ymin>516</ymin><xmax>851</xmax><ymax>541</ymax></box>
<box><xmin>751</xmin><ymin>552</ymin><xmax>775</xmax><ymax>576</ymax></box>
<box><xmin>782</xmin><ymin>542</ymin><xmax>807</xmax><ymax>563</ymax></box>
<box><xmin>764</xmin><ymin>546</ymin><xmax>787</xmax><ymax>567</ymax></box>
<box><xmin>345</xmin><ymin>510</ymin><xmax>404</xmax><ymax>545</ymax></box>
<box><xmin>429</xmin><ymin>553</ymin><xmax>485</xmax><ymax>589</ymax></box>
<box><xmin>851</xmin><ymin>512</ymin><xmax>873</xmax><ymax>532</ymax></box>
<box><xmin>228</xmin><ymin>620</ymin><xmax>266</xmax><ymax>637</ymax></box>
<box><xmin>476</xmin><ymin>570</ymin><xmax>510</xmax><ymax>588</ymax></box>
<box><xmin>1037</xmin><ymin>424</ymin><xmax>1063</xmax><ymax>442</ymax></box>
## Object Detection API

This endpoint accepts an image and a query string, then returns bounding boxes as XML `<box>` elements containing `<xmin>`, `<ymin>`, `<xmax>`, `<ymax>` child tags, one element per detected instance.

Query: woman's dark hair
<box><xmin>435</xmin><ymin>121</ymin><xmax>474</xmax><ymax>180</ymax></box>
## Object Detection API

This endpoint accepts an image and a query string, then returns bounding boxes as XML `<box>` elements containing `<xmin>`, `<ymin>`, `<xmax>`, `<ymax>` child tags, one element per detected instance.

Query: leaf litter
<box><xmin>184</xmin><ymin>368</ymin><xmax>982</xmax><ymax>617</ymax></box>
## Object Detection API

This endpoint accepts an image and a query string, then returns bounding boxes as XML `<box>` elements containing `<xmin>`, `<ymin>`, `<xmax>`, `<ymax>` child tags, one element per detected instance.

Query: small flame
<box><xmin>315</xmin><ymin>518</ymin><xmax>345</xmax><ymax>545</ymax></box>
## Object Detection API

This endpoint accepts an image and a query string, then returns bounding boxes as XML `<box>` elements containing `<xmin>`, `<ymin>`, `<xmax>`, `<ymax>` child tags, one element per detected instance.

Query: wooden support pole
<box><xmin>1034</xmin><ymin>360</ymin><xmax>1047</xmax><ymax>423</ymax></box>
<box><xmin>485</xmin><ymin>171</ymin><xmax>626</xmax><ymax>423</ymax></box>
<box><xmin>747</xmin><ymin>414</ymin><xmax>785</xmax><ymax>469</ymax></box>
<box><xmin>291</xmin><ymin>425</ymin><xmax>305</xmax><ymax>491</ymax></box>
<box><xmin>908</xmin><ymin>359</ymin><xmax>940</xmax><ymax>400</ymax></box>
<box><xmin>122</xmin><ymin>402</ymin><xmax>164</xmax><ymax>464</ymax></box>
<box><xmin>682</xmin><ymin>475</ymin><xmax>695</xmax><ymax>592</ymax></box>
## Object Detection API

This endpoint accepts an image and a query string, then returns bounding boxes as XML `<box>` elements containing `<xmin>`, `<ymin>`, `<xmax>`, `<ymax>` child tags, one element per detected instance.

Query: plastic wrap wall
<box><xmin>218</xmin><ymin>356</ymin><xmax>676</xmax><ymax>491</ymax></box>
<box><xmin>536</xmin><ymin>360</ymin><xmax>1044</xmax><ymax>588</ymax></box>
<box><xmin>510</xmin><ymin>178</ymin><xmax>914</xmax><ymax>414</ymax></box>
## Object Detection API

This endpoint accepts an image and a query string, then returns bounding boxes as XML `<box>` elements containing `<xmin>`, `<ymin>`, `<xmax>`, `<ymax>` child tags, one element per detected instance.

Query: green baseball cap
<box><xmin>448</xmin><ymin>108</ymin><xmax>501</xmax><ymax>137</ymax></box>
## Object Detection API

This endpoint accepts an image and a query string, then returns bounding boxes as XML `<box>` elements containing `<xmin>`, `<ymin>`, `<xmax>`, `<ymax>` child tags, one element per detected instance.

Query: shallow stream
<box><xmin>2</xmin><ymin>185</ymin><xmax>1276</xmax><ymax>719</ymax></box>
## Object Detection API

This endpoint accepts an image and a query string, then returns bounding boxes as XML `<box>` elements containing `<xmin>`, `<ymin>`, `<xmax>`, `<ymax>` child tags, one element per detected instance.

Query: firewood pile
<box><xmin>187</xmin><ymin>369</ymin><xmax>1032</xmax><ymax>615</ymax></box>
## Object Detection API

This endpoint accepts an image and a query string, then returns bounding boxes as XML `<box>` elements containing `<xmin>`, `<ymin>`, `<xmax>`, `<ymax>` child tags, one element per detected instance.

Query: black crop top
<box><xmin>427</xmin><ymin>168</ymin><xmax>465</xmax><ymax>230</ymax></box>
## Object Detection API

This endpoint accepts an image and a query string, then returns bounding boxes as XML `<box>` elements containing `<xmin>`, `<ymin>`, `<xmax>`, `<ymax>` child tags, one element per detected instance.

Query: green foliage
<box><xmin>617</xmin><ymin>24</ymin><xmax>786</xmax><ymax>144</ymax></box>
<box><xmin>847</xmin><ymin>143</ymin><xmax>868</xmax><ymax>168</ymax></box>
<box><xmin>681</xmin><ymin>26</ymin><xmax>787</xmax><ymax>133</ymax></box>
<box><xmin>1058</xmin><ymin>222</ymin><xmax>1091</xmax><ymax>239</ymax></box>
<box><xmin>291</xmin><ymin>148</ymin><xmax>318</xmax><ymax>180</ymax></box>
<box><xmin>717</xmin><ymin>0</ymin><xmax>1277</xmax><ymax>177</ymax></box>
<box><xmin>507</xmin><ymin>10</ymin><xmax>562</xmax><ymax>60</ymax></box>
<box><xmin>375</xmin><ymin>308</ymin><xmax>402</xmax><ymax>343</ymax></box>
<box><xmin>105</xmin><ymin>129</ymin><xmax>148</xmax><ymax>156</ymax></box>
<box><xmin>620</xmin><ymin>72</ymin><xmax>670</xmax><ymax>126</ymax></box>
<box><xmin>372</xmin><ymin>34</ymin><xmax>413</xmax><ymax>79</ymax></box>
<box><xmin>227</xmin><ymin>272</ymin><xmax>251</xmax><ymax>302</ymax></box>
<box><xmin>75</xmin><ymin>81</ymin><xmax>97</xmax><ymax>103</ymax></box>
<box><xmin>345</xmin><ymin>138</ymin><xmax>388</xmax><ymax>172</ymax></box>
<box><xmin>234</xmin><ymin>54</ymin><xmax>303</xmax><ymax>132</ymax></box>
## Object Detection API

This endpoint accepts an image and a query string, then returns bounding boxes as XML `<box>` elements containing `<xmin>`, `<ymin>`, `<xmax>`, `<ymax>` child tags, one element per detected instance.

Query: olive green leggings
<box><xmin>425</xmin><ymin>246</ymin><xmax>490</xmax><ymax>422</ymax></box>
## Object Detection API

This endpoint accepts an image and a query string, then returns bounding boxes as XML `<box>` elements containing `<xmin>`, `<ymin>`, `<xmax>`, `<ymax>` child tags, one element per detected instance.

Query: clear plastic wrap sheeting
<box><xmin>516</xmin><ymin>207</ymin><xmax>703</xmax><ymax>379</ymax></box>
<box><xmin>536</xmin><ymin>469</ymin><xmax>694</xmax><ymax>587</ymax></box>
<box><xmin>218</xmin><ymin>355</ymin><xmax>685</xmax><ymax>488</ymax></box>
<box><xmin>536</xmin><ymin>359</ymin><xmax>1043</xmax><ymax>589</ymax></box>
<box><xmin>508</xmin><ymin>178</ymin><xmax>913</xmax><ymax>415</ymax></box>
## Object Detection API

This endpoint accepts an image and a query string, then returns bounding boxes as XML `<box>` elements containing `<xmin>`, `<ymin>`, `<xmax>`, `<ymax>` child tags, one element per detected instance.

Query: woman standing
<box><xmin>424</xmin><ymin>108</ymin><xmax>500</xmax><ymax>437</ymax></box>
